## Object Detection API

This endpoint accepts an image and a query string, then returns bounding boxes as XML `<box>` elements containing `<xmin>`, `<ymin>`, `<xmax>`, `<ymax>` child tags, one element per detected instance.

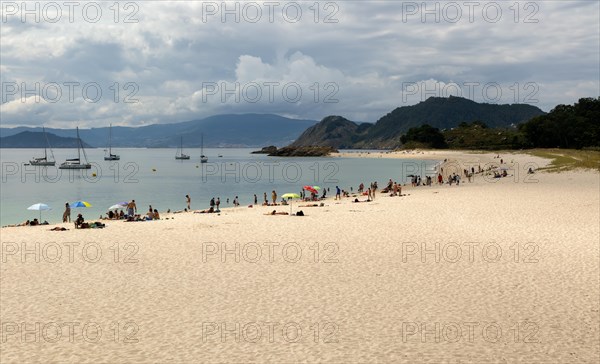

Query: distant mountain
<box><xmin>0</xmin><ymin>114</ymin><xmax>317</xmax><ymax>148</ymax></box>
<box><xmin>0</xmin><ymin>131</ymin><xmax>93</xmax><ymax>148</ymax></box>
<box><xmin>291</xmin><ymin>96</ymin><xmax>546</xmax><ymax>149</ymax></box>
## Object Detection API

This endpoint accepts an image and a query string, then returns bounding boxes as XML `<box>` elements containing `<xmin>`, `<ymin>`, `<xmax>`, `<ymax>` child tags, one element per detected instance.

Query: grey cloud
<box><xmin>0</xmin><ymin>0</ymin><xmax>598</xmax><ymax>127</ymax></box>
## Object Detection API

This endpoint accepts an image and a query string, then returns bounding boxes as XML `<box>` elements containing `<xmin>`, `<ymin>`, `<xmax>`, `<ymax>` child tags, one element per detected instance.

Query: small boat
<box><xmin>218</xmin><ymin>154</ymin><xmax>223</xmax><ymax>158</ymax></box>
<box><xmin>175</xmin><ymin>136</ymin><xmax>190</xmax><ymax>160</ymax></box>
<box><xmin>200</xmin><ymin>133</ymin><xmax>208</xmax><ymax>163</ymax></box>
<box><xmin>59</xmin><ymin>127</ymin><xmax>91</xmax><ymax>169</ymax></box>
<box><xmin>29</xmin><ymin>126</ymin><xmax>56</xmax><ymax>166</ymax></box>
<box><xmin>104</xmin><ymin>124</ymin><xmax>120</xmax><ymax>160</ymax></box>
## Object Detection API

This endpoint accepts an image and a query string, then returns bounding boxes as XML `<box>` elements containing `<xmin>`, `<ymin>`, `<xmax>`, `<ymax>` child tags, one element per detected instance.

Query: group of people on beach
<box><xmin>15</xmin><ymin>155</ymin><xmax>533</xmax><ymax>228</ymax></box>
<box><xmin>6</xmin><ymin>218</ymin><xmax>48</xmax><ymax>227</ymax></box>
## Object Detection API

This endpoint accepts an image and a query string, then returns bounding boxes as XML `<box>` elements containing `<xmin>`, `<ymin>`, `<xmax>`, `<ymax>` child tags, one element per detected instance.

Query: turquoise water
<box><xmin>0</xmin><ymin>148</ymin><xmax>439</xmax><ymax>225</ymax></box>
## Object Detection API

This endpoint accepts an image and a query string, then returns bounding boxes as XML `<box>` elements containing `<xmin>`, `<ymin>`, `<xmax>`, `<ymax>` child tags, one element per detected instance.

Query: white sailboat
<box><xmin>104</xmin><ymin>124</ymin><xmax>120</xmax><ymax>160</ymax></box>
<box><xmin>59</xmin><ymin>127</ymin><xmax>91</xmax><ymax>169</ymax></box>
<box><xmin>200</xmin><ymin>133</ymin><xmax>208</xmax><ymax>163</ymax></box>
<box><xmin>29</xmin><ymin>127</ymin><xmax>56</xmax><ymax>166</ymax></box>
<box><xmin>175</xmin><ymin>136</ymin><xmax>190</xmax><ymax>160</ymax></box>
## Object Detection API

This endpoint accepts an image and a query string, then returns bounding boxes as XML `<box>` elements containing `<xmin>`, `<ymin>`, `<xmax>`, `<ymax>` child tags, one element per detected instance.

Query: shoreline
<box><xmin>2</xmin><ymin>149</ymin><xmax>548</xmax><ymax>230</ymax></box>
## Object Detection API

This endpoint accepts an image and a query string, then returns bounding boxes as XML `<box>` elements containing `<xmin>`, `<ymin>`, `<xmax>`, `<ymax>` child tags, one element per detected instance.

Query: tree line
<box><xmin>400</xmin><ymin>98</ymin><xmax>600</xmax><ymax>150</ymax></box>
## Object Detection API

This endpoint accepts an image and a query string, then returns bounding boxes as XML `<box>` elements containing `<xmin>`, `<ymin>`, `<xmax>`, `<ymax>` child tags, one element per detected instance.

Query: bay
<box><xmin>0</xmin><ymin>148</ymin><xmax>439</xmax><ymax>225</ymax></box>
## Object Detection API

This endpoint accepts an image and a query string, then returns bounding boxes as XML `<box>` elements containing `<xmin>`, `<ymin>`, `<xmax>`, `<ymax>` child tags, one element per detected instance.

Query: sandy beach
<box><xmin>1</xmin><ymin>151</ymin><xmax>598</xmax><ymax>363</ymax></box>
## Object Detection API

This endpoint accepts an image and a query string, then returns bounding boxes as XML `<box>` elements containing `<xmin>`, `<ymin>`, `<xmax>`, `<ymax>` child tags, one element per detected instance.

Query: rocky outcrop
<box><xmin>251</xmin><ymin>145</ymin><xmax>278</xmax><ymax>154</ymax></box>
<box><xmin>268</xmin><ymin>146</ymin><xmax>338</xmax><ymax>157</ymax></box>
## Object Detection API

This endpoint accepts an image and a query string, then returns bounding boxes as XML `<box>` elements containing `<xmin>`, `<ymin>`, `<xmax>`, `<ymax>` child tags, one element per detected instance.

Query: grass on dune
<box><xmin>527</xmin><ymin>149</ymin><xmax>600</xmax><ymax>172</ymax></box>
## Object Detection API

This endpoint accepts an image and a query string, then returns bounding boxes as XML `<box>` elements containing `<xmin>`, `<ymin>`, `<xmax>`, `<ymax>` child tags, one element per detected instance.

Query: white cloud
<box><xmin>0</xmin><ymin>1</ymin><xmax>598</xmax><ymax>127</ymax></box>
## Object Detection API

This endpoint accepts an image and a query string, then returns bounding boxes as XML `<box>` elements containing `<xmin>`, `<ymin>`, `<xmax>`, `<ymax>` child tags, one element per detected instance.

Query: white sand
<box><xmin>1</xmin><ymin>151</ymin><xmax>598</xmax><ymax>363</ymax></box>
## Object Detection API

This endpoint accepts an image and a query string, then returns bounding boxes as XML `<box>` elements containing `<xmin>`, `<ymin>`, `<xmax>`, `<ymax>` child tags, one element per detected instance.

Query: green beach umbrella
<box><xmin>282</xmin><ymin>193</ymin><xmax>301</xmax><ymax>215</ymax></box>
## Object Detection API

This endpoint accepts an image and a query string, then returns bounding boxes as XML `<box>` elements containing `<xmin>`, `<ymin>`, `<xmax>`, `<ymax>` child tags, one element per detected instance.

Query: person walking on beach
<box><xmin>63</xmin><ymin>202</ymin><xmax>71</xmax><ymax>223</ymax></box>
<box><xmin>254</xmin><ymin>194</ymin><xmax>257</xmax><ymax>205</ymax></box>
<box><xmin>210</xmin><ymin>198</ymin><xmax>215</xmax><ymax>210</ymax></box>
<box><xmin>234</xmin><ymin>196</ymin><xmax>240</xmax><ymax>207</ymax></box>
<box><xmin>186</xmin><ymin>195</ymin><xmax>191</xmax><ymax>210</ymax></box>
<box><xmin>335</xmin><ymin>186</ymin><xmax>341</xmax><ymax>200</ymax></box>
<box><xmin>127</xmin><ymin>200</ymin><xmax>137</xmax><ymax>217</ymax></box>
<box><xmin>216</xmin><ymin>197</ymin><xmax>220</xmax><ymax>211</ymax></box>
<box><xmin>263</xmin><ymin>192</ymin><xmax>267</xmax><ymax>205</ymax></box>
<box><xmin>272</xmin><ymin>190</ymin><xmax>277</xmax><ymax>205</ymax></box>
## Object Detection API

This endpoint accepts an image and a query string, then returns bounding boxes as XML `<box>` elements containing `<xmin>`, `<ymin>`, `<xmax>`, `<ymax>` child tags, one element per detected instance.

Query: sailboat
<box><xmin>29</xmin><ymin>127</ymin><xmax>56</xmax><ymax>166</ymax></box>
<box><xmin>59</xmin><ymin>127</ymin><xmax>92</xmax><ymax>169</ymax></box>
<box><xmin>175</xmin><ymin>136</ymin><xmax>190</xmax><ymax>160</ymax></box>
<box><xmin>200</xmin><ymin>133</ymin><xmax>208</xmax><ymax>163</ymax></box>
<box><xmin>104</xmin><ymin>124</ymin><xmax>120</xmax><ymax>160</ymax></box>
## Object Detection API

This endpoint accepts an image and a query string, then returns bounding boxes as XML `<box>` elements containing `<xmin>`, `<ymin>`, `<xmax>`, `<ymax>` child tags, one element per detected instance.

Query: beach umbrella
<box><xmin>70</xmin><ymin>201</ymin><xmax>92</xmax><ymax>208</ymax></box>
<box><xmin>282</xmin><ymin>193</ymin><xmax>301</xmax><ymax>215</ymax></box>
<box><xmin>303</xmin><ymin>185</ymin><xmax>317</xmax><ymax>194</ymax></box>
<box><xmin>108</xmin><ymin>204</ymin><xmax>125</xmax><ymax>210</ymax></box>
<box><xmin>27</xmin><ymin>203</ymin><xmax>51</xmax><ymax>221</ymax></box>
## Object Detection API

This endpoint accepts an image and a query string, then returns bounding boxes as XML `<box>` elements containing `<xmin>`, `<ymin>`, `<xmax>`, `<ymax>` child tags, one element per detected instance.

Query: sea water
<box><xmin>0</xmin><ymin>148</ymin><xmax>439</xmax><ymax>225</ymax></box>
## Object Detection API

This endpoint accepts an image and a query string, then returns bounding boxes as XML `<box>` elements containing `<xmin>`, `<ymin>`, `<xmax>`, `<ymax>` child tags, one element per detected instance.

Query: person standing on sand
<box><xmin>210</xmin><ymin>198</ymin><xmax>215</xmax><ymax>210</ymax></box>
<box><xmin>216</xmin><ymin>197</ymin><xmax>220</xmax><ymax>211</ymax></box>
<box><xmin>335</xmin><ymin>186</ymin><xmax>341</xmax><ymax>200</ymax></box>
<box><xmin>263</xmin><ymin>192</ymin><xmax>267</xmax><ymax>204</ymax></box>
<box><xmin>127</xmin><ymin>200</ymin><xmax>137</xmax><ymax>217</ymax></box>
<box><xmin>63</xmin><ymin>202</ymin><xmax>71</xmax><ymax>222</ymax></box>
<box><xmin>272</xmin><ymin>190</ymin><xmax>277</xmax><ymax>205</ymax></box>
<box><xmin>254</xmin><ymin>194</ymin><xmax>257</xmax><ymax>205</ymax></box>
<box><xmin>186</xmin><ymin>195</ymin><xmax>191</xmax><ymax>210</ymax></box>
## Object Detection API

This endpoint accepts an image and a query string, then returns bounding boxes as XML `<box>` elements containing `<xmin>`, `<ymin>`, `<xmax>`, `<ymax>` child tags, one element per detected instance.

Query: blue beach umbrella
<box><xmin>70</xmin><ymin>201</ymin><xmax>92</xmax><ymax>208</ymax></box>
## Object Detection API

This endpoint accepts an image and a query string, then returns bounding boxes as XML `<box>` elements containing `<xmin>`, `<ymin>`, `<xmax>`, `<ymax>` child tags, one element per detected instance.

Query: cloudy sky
<box><xmin>1</xmin><ymin>1</ymin><xmax>598</xmax><ymax>128</ymax></box>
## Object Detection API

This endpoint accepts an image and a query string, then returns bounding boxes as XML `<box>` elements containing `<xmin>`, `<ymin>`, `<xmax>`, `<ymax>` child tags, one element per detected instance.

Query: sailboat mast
<box><xmin>43</xmin><ymin>126</ymin><xmax>47</xmax><ymax>159</ymax></box>
<box><xmin>109</xmin><ymin>124</ymin><xmax>112</xmax><ymax>154</ymax></box>
<box><xmin>77</xmin><ymin>127</ymin><xmax>81</xmax><ymax>161</ymax></box>
<box><xmin>43</xmin><ymin>126</ymin><xmax>56</xmax><ymax>162</ymax></box>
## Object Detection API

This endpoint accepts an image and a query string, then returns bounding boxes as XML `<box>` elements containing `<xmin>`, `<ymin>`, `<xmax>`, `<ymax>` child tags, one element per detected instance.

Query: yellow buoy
<box><xmin>92</xmin><ymin>173</ymin><xmax>97</xmax><ymax>177</ymax></box>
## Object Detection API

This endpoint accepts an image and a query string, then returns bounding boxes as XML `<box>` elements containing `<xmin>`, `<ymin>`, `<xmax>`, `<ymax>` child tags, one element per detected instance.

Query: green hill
<box><xmin>292</xmin><ymin>96</ymin><xmax>545</xmax><ymax>149</ymax></box>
